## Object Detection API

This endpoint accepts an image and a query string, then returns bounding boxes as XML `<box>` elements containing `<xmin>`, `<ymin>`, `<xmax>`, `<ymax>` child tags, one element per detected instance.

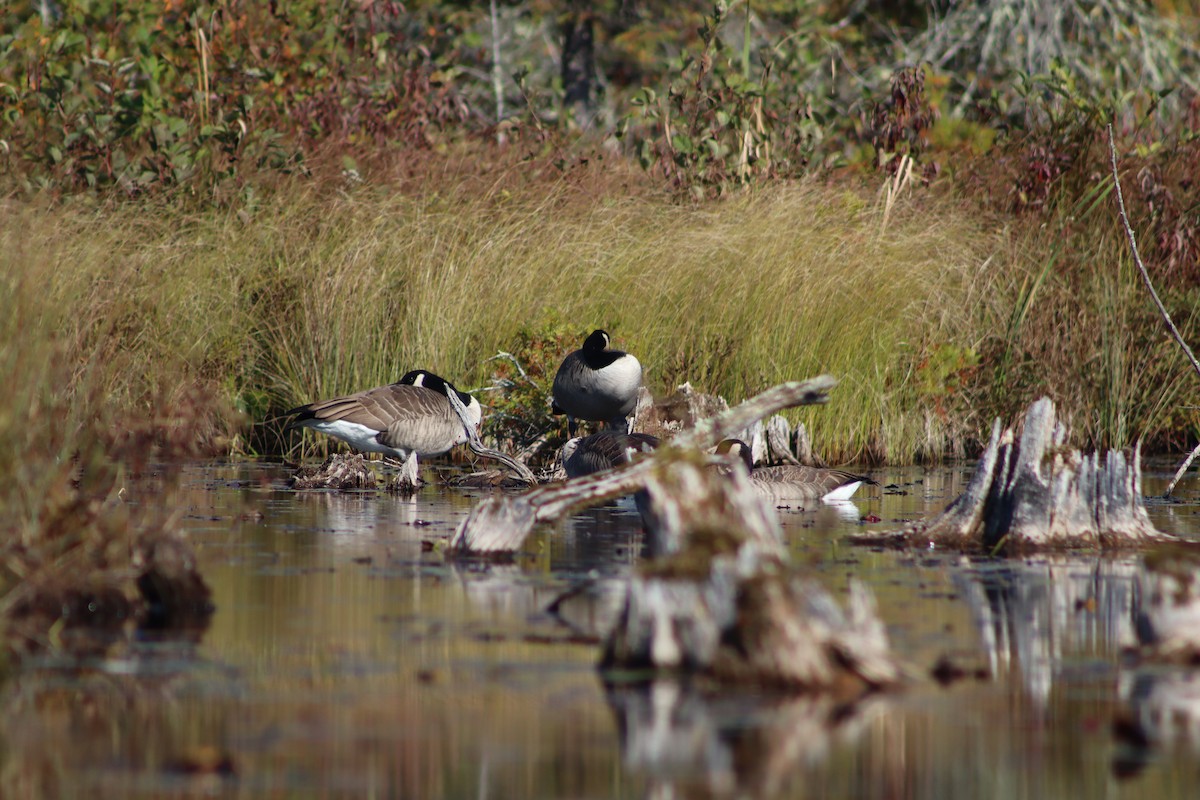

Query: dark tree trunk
<box><xmin>561</xmin><ymin>10</ymin><xmax>597</xmax><ymax>127</ymax></box>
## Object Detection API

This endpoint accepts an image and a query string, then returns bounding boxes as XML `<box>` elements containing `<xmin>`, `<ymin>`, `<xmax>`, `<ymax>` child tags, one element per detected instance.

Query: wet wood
<box><xmin>448</xmin><ymin>376</ymin><xmax>837</xmax><ymax>555</ymax></box>
<box><xmin>853</xmin><ymin>397</ymin><xmax>1174</xmax><ymax>551</ymax></box>
<box><xmin>289</xmin><ymin>453</ymin><xmax>379</xmax><ymax>490</ymax></box>
<box><xmin>765</xmin><ymin>415</ymin><xmax>801</xmax><ymax>465</ymax></box>
<box><xmin>599</xmin><ymin>456</ymin><xmax>901</xmax><ymax>691</ymax></box>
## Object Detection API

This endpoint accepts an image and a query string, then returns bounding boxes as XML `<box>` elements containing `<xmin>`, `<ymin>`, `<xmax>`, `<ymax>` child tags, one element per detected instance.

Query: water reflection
<box><xmin>1</xmin><ymin>461</ymin><xmax>1198</xmax><ymax>797</ymax></box>
<box><xmin>607</xmin><ymin>680</ymin><xmax>886</xmax><ymax>798</ymax></box>
<box><xmin>954</xmin><ymin>556</ymin><xmax>1141</xmax><ymax>703</ymax></box>
<box><xmin>1116</xmin><ymin>668</ymin><xmax>1200</xmax><ymax>779</ymax></box>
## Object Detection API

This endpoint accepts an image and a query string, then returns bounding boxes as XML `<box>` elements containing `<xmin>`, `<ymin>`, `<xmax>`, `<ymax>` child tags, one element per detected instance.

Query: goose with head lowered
<box><xmin>560</xmin><ymin>431</ymin><xmax>660</xmax><ymax>479</ymax></box>
<box><xmin>285</xmin><ymin>370</ymin><xmax>536</xmax><ymax>488</ymax></box>
<box><xmin>715</xmin><ymin>438</ymin><xmax>876</xmax><ymax>503</ymax></box>
<box><xmin>551</xmin><ymin>329</ymin><xmax>643</xmax><ymax>437</ymax></box>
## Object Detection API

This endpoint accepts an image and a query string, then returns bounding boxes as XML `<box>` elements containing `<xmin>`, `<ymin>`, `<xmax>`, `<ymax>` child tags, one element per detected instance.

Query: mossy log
<box><xmin>854</xmin><ymin>397</ymin><xmax>1174</xmax><ymax>552</ymax></box>
<box><xmin>447</xmin><ymin>376</ymin><xmax>837</xmax><ymax>555</ymax></box>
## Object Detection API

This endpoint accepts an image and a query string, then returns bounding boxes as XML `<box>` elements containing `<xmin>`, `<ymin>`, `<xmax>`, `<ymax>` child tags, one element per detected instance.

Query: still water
<box><xmin>5</xmin><ymin>460</ymin><xmax>1200</xmax><ymax>798</ymax></box>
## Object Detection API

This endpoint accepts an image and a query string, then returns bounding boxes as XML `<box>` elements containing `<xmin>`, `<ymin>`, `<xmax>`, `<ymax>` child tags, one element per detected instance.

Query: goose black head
<box><xmin>715</xmin><ymin>438</ymin><xmax>754</xmax><ymax>472</ymax></box>
<box><xmin>399</xmin><ymin>370</ymin><xmax>480</xmax><ymax>423</ymax></box>
<box><xmin>582</xmin><ymin>329</ymin><xmax>611</xmax><ymax>351</ymax></box>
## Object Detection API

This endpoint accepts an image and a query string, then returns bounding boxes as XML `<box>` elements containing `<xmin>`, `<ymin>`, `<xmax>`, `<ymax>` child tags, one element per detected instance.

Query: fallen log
<box><xmin>447</xmin><ymin>376</ymin><xmax>837</xmax><ymax>555</ymax></box>
<box><xmin>852</xmin><ymin>397</ymin><xmax>1175</xmax><ymax>552</ymax></box>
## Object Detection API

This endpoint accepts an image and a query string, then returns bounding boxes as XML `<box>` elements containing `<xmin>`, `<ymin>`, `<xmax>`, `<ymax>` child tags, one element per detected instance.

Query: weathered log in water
<box><xmin>853</xmin><ymin>397</ymin><xmax>1174</xmax><ymax>552</ymax></box>
<box><xmin>447</xmin><ymin>376</ymin><xmax>837</xmax><ymax>555</ymax></box>
<box><xmin>600</xmin><ymin>457</ymin><xmax>901</xmax><ymax>692</ymax></box>
<box><xmin>1134</xmin><ymin>549</ymin><xmax>1200</xmax><ymax>664</ymax></box>
<box><xmin>289</xmin><ymin>453</ymin><xmax>378</xmax><ymax>491</ymax></box>
<box><xmin>635</xmin><ymin>448</ymin><xmax>784</xmax><ymax>558</ymax></box>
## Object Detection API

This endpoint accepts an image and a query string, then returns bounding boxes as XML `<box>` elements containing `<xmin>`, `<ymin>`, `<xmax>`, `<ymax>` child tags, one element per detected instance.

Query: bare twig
<box><xmin>487</xmin><ymin>351</ymin><xmax>539</xmax><ymax>389</ymax></box>
<box><xmin>1167</xmin><ymin>442</ymin><xmax>1200</xmax><ymax>497</ymax></box>
<box><xmin>1107</xmin><ymin>124</ymin><xmax>1200</xmax><ymax>496</ymax></box>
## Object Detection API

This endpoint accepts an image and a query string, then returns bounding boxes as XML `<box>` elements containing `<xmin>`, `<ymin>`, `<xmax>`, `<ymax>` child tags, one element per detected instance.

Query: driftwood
<box><xmin>1134</xmin><ymin>549</ymin><xmax>1200</xmax><ymax>664</ymax></box>
<box><xmin>447</xmin><ymin>376</ymin><xmax>837</xmax><ymax>555</ymax></box>
<box><xmin>854</xmin><ymin>397</ymin><xmax>1174</xmax><ymax>551</ymax></box>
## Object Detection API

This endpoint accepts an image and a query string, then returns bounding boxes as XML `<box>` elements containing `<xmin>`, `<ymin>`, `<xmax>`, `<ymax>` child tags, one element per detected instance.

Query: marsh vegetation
<box><xmin>2</xmin><ymin>0</ymin><xmax>1199</xmax><ymax>745</ymax></box>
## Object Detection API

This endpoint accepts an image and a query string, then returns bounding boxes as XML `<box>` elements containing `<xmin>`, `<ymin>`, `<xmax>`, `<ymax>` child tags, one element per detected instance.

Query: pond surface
<box><xmin>5</xmin><ymin>459</ymin><xmax>1200</xmax><ymax>798</ymax></box>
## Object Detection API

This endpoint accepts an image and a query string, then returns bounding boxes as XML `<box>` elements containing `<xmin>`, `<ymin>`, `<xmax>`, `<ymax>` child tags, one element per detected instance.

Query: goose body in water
<box><xmin>286</xmin><ymin>370</ymin><xmax>534</xmax><ymax>487</ymax></box>
<box><xmin>551</xmin><ymin>330</ymin><xmax>642</xmax><ymax>436</ymax></box>
<box><xmin>715</xmin><ymin>438</ymin><xmax>875</xmax><ymax>502</ymax></box>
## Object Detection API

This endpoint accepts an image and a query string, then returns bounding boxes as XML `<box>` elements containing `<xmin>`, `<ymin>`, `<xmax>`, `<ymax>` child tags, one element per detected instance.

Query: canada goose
<box><xmin>286</xmin><ymin>370</ymin><xmax>535</xmax><ymax>486</ymax></box>
<box><xmin>560</xmin><ymin>431</ymin><xmax>660</xmax><ymax>478</ymax></box>
<box><xmin>551</xmin><ymin>329</ymin><xmax>642</xmax><ymax>437</ymax></box>
<box><xmin>715</xmin><ymin>438</ymin><xmax>875</xmax><ymax>502</ymax></box>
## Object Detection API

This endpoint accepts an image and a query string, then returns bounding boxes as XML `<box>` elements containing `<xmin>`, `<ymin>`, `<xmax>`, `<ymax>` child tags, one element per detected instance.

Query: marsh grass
<box><xmin>3</xmin><ymin>168</ymin><xmax>1197</xmax><ymax>475</ymax></box>
<box><xmin>234</xmin><ymin>179</ymin><xmax>1006</xmax><ymax>463</ymax></box>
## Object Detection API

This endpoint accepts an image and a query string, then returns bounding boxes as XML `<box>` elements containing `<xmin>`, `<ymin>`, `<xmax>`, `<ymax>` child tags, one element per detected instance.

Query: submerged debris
<box><xmin>289</xmin><ymin>453</ymin><xmax>378</xmax><ymax>491</ymax></box>
<box><xmin>853</xmin><ymin>397</ymin><xmax>1174</xmax><ymax>552</ymax></box>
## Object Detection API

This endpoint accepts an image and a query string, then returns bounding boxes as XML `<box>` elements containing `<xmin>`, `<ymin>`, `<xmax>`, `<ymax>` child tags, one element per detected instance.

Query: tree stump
<box><xmin>853</xmin><ymin>397</ymin><xmax>1174</xmax><ymax>552</ymax></box>
<box><xmin>599</xmin><ymin>457</ymin><xmax>901</xmax><ymax>692</ymax></box>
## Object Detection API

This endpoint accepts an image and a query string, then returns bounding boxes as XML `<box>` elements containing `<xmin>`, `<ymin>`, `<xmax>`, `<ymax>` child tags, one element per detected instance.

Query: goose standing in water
<box><xmin>286</xmin><ymin>370</ymin><xmax>535</xmax><ymax>488</ymax></box>
<box><xmin>552</xmin><ymin>330</ymin><xmax>642</xmax><ymax>436</ymax></box>
<box><xmin>560</xmin><ymin>431</ymin><xmax>660</xmax><ymax>478</ymax></box>
<box><xmin>715</xmin><ymin>438</ymin><xmax>875</xmax><ymax>503</ymax></box>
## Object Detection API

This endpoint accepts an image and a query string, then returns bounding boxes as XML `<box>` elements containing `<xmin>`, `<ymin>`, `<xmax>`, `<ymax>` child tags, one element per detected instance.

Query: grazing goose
<box><xmin>286</xmin><ymin>370</ymin><xmax>535</xmax><ymax>487</ymax></box>
<box><xmin>560</xmin><ymin>431</ymin><xmax>660</xmax><ymax>479</ymax></box>
<box><xmin>715</xmin><ymin>438</ymin><xmax>875</xmax><ymax>503</ymax></box>
<box><xmin>551</xmin><ymin>329</ymin><xmax>643</xmax><ymax>437</ymax></box>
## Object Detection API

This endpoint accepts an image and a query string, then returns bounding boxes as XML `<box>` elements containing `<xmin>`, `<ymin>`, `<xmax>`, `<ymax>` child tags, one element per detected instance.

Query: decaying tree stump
<box><xmin>599</xmin><ymin>457</ymin><xmax>902</xmax><ymax>692</ymax></box>
<box><xmin>1134</xmin><ymin>548</ymin><xmax>1200</xmax><ymax>664</ymax></box>
<box><xmin>289</xmin><ymin>453</ymin><xmax>378</xmax><ymax>490</ymax></box>
<box><xmin>447</xmin><ymin>376</ymin><xmax>837</xmax><ymax>555</ymax></box>
<box><xmin>853</xmin><ymin>397</ymin><xmax>1175</xmax><ymax>552</ymax></box>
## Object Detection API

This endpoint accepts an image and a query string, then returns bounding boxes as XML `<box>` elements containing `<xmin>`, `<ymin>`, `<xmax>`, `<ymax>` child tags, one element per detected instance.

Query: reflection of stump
<box><xmin>1135</xmin><ymin>549</ymin><xmax>1200</xmax><ymax>663</ymax></box>
<box><xmin>855</xmin><ymin>397</ymin><xmax>1173</xmax><ymax>552</ymax></box>
<box><xmin>606</xmin><ymin>680</ymin><xmax>884</xmax><ymax>796</ymax></box>
<box><xmin>289</xmin><ymin>453</ymin><xmax>377</xmax><ymax>491</ymax></box>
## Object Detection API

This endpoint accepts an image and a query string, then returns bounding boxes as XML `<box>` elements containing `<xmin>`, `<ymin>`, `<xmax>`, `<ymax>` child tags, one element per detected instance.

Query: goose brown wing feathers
<box><xmin>289</xmin><ymin>384</ymin><xmax>452</xmax><ymax>432</ymax></box>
